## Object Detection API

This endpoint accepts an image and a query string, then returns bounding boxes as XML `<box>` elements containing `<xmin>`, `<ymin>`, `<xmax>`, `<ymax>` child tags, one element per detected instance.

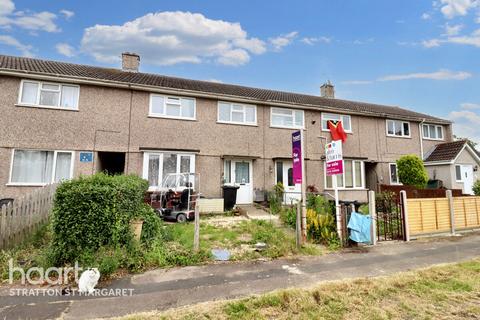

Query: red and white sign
<box><xmin>325</xmin><ymin>140</ymin><xmax>343</xmax><ymax>176</ymax></box>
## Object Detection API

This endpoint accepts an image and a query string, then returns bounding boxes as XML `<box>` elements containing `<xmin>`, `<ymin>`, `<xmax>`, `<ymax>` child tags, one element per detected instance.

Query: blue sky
<box><xmin>1</xmin><ymin>0</ymin><xmax>480</xmax><ymax>143</ymax></box>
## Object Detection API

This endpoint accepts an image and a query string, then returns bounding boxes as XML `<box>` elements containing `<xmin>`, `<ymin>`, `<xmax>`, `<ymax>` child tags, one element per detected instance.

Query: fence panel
<box><xmin>453</xmin><ymin>197</ymin><xmax>480</xmax><ymax>230</ymax></box>
<box><xmin>0</xmin><ymin>184</ymin><xmax>57</xmax><ymax>250</ymax></box>
<box><xmin>406</xmin><ymin>198</ymin><xmax>451</xmax><ymax>236</ymax></box>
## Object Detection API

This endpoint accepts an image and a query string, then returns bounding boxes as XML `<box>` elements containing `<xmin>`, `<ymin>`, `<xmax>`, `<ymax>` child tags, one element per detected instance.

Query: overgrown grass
<box><xmin>1</xmin><ymin>219</ymin><xmax>322</xmax><ymax>283</ymax></box>
<box><xmin>123</xmin><ymin>259</ymin><xmax>480</xmax><ymax>320</ymax></box>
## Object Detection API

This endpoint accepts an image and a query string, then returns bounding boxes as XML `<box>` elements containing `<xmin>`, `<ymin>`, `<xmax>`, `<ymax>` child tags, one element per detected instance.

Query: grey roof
<box><xmin>0</xmin><ymin>54</ymin><xmax>449</xmax><ymax>123</ymax></box>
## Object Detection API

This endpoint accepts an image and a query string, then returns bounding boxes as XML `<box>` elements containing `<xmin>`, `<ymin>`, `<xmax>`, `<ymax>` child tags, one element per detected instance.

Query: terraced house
<box><xmin>0</xmin><ymin>53</ymin><xmax>474</xmax><ymax>204</ymax></box>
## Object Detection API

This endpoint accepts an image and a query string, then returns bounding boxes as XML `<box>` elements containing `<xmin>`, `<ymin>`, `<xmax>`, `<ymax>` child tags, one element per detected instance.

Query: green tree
<box><xmin>473</xmin><ymin>180</ymin><xmax>480</xmax><ymax>196</ymax></box>
<box><xmin>396</xmin><ymin>155</ymin><xmax>428</xmax><ymax>189</ymax></box>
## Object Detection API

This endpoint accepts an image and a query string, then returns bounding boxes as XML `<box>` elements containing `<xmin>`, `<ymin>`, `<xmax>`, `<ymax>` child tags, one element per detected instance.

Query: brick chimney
<box><xmin>320</xmin><ymin>81</ymin><xmax>335</xmax><ymax>98</ymax></box>
<box><xmin>121</xmin><ymin>52</ymin><xmax>140</xmax><ymax>72</ymax></box>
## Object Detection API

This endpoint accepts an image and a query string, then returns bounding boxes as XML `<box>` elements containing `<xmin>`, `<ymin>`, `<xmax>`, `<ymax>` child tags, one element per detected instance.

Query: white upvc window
<box><xmin>18</xmin><ymin>80</ymin><xmax>79</xmax><ymax>110</ymax></box>
<box><xmin>389</xmin><ymin>163</ymin><xmax>400</xmax><ymax>184</ymax></box>
<box><xmin>270</xmin><ymin>107</ymin><xmax>304</xmax><ymax>129</ymax></box>
<box><xmin>9</xmin><ymin>149</ymin><xmax>74</xmax><ymax>186</ymax></box>
<box><xmin>217</xmin><ymin>101</ymin><xmax>257</xmax><ymax>125</ymax></box>
<box><xmin>325</xmin><ymin>160</ymin><xmax>365</xmax><ymax>189</ymax></box>
<box><xmin>321</xmin><ymin>113</ymin><xmax>352</xmax><ymax>132</ymax></box>
<box><xmin>142</xmin><ymin>152</ymin><xmax>195</xmax><ymax>190</ymax></box>
<box><xmin>149</xmin><ymin>94</ymin><xmax>196</xmax><ymax>120</ymax></box>
<box><xmin>455</xmin><ymin>165</ymin><xmax>462</xmax><ymax>182</ymax></box>
<box><xmin>422</xmin><ymin>124</ymin><xmax>444</xmax><ymax>140</ymax></box>
<box><xmin>386</xmin><ymin>120</ymin><xmax>410</xmax><ymax>138</ymax></box>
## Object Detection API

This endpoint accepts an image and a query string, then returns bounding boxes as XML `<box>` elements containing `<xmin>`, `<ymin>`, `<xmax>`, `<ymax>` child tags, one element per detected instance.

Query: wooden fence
<box><xmin>380</xmin><ymin>184</ymin><xmax>463</xmax><ymax>198</ymax></box>
<box><xmin>0</xmin><ymin>184</ymin><xmax>57</xmax><ymax>249</ymax></box>
<box><xmin>406</xmin><ymin>193</ymin><xmax>480</xmax><ymax>237</ymax></box>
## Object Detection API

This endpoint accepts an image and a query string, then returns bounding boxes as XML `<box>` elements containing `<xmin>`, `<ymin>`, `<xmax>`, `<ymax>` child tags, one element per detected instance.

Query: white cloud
<box><xmin>269</xmin><ymin>31</ymin><xmax>298</xmax><ymax>51</ymax></box>
<box><xmin>0</xmin><ymin>0</ymin><xmax>59</xmax><ymax>32</ymax></box>
<box><xmin>0</xmin><ymin>34</ymin><xmax>33</xmax><ymax>56</ymax></box>
<box><xmin>440</xmin><ymin>0</ymin><xmax>479</xmax><ymax>19</ymax></box>
<box><xmin>449</xmin><ymin>109</ymin><xmax>480</xmax><ymax>144</ymax></box>
<box><xmin>378</xmin><ymin>69</ymin><xmax>472</xmax><ymax>81</ymax></box>
<box><xmin>461</xmin><ymin>102</ymin><xmax>480</xmax><ymax>109</ymax></box>
<box><xmin>205</xmin><ymin>78</ymin><xmax>223</xmax><ymax>83</ymax></box>
<box><xmin>56</xmin><ymin>42</ymin><xmax>75</xmax><ymax>57</ymax></box>
<box><xmin>80</xmin><ymin>11</ymin><xmax>267</xmax><ymax>66</ymax></box>
<box><xmin>446</xmin><ymin>28</ymin><xmax>480</xmax><ymax>46</ymax></box>
<box><xmin>422</xmin><ymin>38</ymin><xmax>442</xmax><ymax>47</ymax></box>
<box><xmin>60</xmin><ymin>9</ymin><xmax>74</xmax><ymax>20</ymax></box>
<box><xmin>443</xmin><ymin>23</ymin><xmax>464</xmax><ymax>35</ymax></box>
<box><xmin>300</xmin><ymin>36</ymin><xmax>331</xmax><ymax>45</ymax></box>
<box><xmin>422</xmin><ymin>12</ymin><xmax>432</xmax><ymax>19</ymax></box>
<box><xmin>352</xmin><ymin>38</ymin><xmax>375</xmax><ymax>45</ymax></box>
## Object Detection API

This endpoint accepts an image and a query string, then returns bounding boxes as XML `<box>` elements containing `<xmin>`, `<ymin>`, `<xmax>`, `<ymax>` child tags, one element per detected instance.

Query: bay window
<box><xmin>270</xmin><ymin>107</ymin><xmax>304</xmax><ymax>129</ymax></box>
<box><xmin>143</xmin><ymin>152</ymin><xmax>195</xmax><ymax>189</ymax></box>
<box><xmin>149</xmin><ymin>94</ymin><xmax>196</xmax><ymax>120</ymax></box>
<box><xmin>18</xmin><ymin>80</ymin><xmax>79</xmax><ymax>110</ymax></box>
<box><xmin>9</xmin><ymin>149</ymin><xmax>74</xmax><ymax>185</ymax></box>
<box><xmin>218</xmin><ymin>101</ymin><xmax>256</xmax><ymax>125</ymax></box>
<box><xmin>387</xmin><ymin>120</ymin><xmax>410</xmax><ymax>137</ymax></box>
<box><xmin>325</xmin><ymin>160</ymin><xmax>364</xmax><ymax>189</ymax></box>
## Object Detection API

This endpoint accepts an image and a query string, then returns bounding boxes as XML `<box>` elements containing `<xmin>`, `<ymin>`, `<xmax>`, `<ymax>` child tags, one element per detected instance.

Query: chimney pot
<box><xmin>320</xmin><ymin>81</ymin><xmax>335</xmax><ymax>98</ymax></box>
<box><xmin>122</xmin><ymin>52</ymin><xmax>140</xmax><ymax>72</ymax></box>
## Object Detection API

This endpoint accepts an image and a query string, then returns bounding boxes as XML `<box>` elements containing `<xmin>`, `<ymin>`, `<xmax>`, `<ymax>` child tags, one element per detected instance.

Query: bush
<box><xmin>396</xmin><ymin>155</ymin><xmax>428</xmax><ymax>189</ymax></box>
<box><xmin>473</xmin><ymin>180</ymin><xmax>480</xmax><ymax>196</ymax></box>
<box><xmin>305</xmin><ymin>195</ymin><xmax>338</xmax><ymax>246</ymax></box>
<box><xmin>139</xmin><ymin>204</ymin><xmax>172</xmax><ymax>246</ymax></box>
<box><xmin>49</xmin><ymin>173</ymin><xmax>149</xmax><ymax>265</ymax></box>
<box><xmin>268</xmin><ymin>183</ymin><xmax>284</xmax><ymax>214</ymax></box>
<box><xmin>280</xmin><ymin>206</ymin><xmax>297</xmax><ymax>229</ymax></box>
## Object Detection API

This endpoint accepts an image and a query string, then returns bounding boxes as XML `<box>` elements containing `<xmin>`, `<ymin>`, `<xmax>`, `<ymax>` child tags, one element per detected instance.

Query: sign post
<box><xmin>292</xmin><ymin>130</ymin><xmax>306</xmax><ymax>243</ymax></box>
<box><xmin>325</xmin><ymin>140</ymin><xmax>344</xmax><ymax>241</ymax></box>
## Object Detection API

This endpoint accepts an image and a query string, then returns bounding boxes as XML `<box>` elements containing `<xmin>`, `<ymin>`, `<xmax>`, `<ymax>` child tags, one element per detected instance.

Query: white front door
<box><xmin>224</xmin><ymin>159</ymin><xmax>253</xmax><ymax>204</ymax></box>
<box><xmin>460</xmin><ymin>165</ymin><xmax>474</xmax><ymax>195</ymax></box>
<box><xmin>276</xmin><ymin>160</ymin><xmax>301</xmax><ymax>204</ymax></box>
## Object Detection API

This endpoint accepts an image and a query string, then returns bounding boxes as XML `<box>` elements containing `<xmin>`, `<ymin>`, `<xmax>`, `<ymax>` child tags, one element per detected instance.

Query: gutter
<box><xmin>0</xmin><ymin>68</ymin><xmax>452</xmax><ymax>125</ymax></box>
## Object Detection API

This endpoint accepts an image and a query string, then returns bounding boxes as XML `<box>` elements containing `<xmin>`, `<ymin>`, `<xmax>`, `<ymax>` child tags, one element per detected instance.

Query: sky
<box><xmin>1</xmin><ymin>0</ymin><xmax>480</xmax><ymax>144</ymax></box>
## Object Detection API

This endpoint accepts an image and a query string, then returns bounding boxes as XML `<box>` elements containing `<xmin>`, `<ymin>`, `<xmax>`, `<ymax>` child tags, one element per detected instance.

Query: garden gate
<box><xmin>375</xmin><ymin>193</ymin><xmax>406</xmax><ymax>241</ymax></box>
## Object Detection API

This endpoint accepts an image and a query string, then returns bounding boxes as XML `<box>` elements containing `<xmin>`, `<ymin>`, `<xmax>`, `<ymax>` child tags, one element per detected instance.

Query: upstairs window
<box><xmin>387</xmin><ymin>120</ymin><xmax>410</xmax><ymax>137</ymax></box>
<box><xmin>218</xmin><ymin>102</ymin><xmax>256</xmax><ymax>125</ymax></box>
<box><xmin>19</xmin><ymin>80</ymin><xmax>79</xmax><ymax>110</ymax></box>
<box><xmin>422</xmin><ymin>124</ymin><xmax>443</xmax><ymax>140</ymax></box>
<box><xmin>9</xmin><ymin>149</ymin><xmax>73</xmax><ymax>185</ymax></box>
<box><xmin>321</xmin><ymin>113</ymin><xmax>352</xmax><ymax>132</ymax></box>
<box><xmin>270</xmin><ymin>107</ymin><xmax>304</xmax><ymax>129</ymax></box>
<box><xmin>149</xmin><ymin>94</ymin><xmax>196</xmax><ymax>120</ymax></box>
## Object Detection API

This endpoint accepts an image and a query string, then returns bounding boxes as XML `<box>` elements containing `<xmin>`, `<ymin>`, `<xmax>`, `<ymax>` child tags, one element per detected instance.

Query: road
<box><xmin>1</xmin><ymin>233</ymin><xmax>479</xmax><ymax>319</ymax></box>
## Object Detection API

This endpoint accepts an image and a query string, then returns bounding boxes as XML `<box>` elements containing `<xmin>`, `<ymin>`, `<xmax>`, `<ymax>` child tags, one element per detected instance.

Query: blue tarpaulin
<box><xmin>347</xmin><ymin>212</ymin><xmax>372</xmax><ymax>243</ymax></box>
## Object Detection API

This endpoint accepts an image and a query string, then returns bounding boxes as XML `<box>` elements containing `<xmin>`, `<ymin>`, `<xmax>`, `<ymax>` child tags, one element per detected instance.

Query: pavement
<box><xmin>1</xmin><ymin>233</ymin><xmax>479</xmax><ymax>320</ymax></box>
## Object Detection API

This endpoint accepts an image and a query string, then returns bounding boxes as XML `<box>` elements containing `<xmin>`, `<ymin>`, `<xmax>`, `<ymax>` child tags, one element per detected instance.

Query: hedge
<box><xmin>49</xmin><ymin>173</ymin><xmax>149</xmax><ymax>264</ymax></box>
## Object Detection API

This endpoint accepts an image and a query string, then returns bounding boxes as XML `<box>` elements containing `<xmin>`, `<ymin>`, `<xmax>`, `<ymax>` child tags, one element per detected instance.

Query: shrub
<box><xmin>307</xmin><ymin>194</ymin><xmax>333</xmax><ymax>215</ymax></box>
<box><xmin>396</xmin><ymin>155</ymin><xmax>428</xmax><ymax>189</ymax></box>
<box><xmin>306</xmin><ymin>209</ymin><xmax>338</xmax><ymax>246</ymax></box>
<box><xmin>139</xmin><ymin>204</ymin><xmax>171</xmax><ymax>246</ymax></box>
<box><xmin>268</xmin><ymin>183</ymin><xmax>284</xmax><ymax>215</ymax></box>
<box><xmin>49</xmin><ymin>173</ymin><xmax>149</xmax><ymax>265</ymax></box>
<box><xmin>473</xmin><ymin>180</ymin><xmax>480</xmax><ymax>196</ymax></box>
<box><xmin>280</xmin><ymin>206</ymin><xmax>297</xmax><ymax>229</ymax></box>
<box><xmin>375</xmin><ymin>191</ymin><xmax>397</xmax><ymax>213</ymax></box>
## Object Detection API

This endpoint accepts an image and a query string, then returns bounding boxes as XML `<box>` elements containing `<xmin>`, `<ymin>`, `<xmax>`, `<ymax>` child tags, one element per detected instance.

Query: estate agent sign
<box><xmin>325</xmin><ymin>140</ymin><xmax>343</xmax><ymax>176</ymax></box>
<box><xmin>292</xmin><ymin>130</ymin><xmax>302</xmax><ymax>184</ymax></box>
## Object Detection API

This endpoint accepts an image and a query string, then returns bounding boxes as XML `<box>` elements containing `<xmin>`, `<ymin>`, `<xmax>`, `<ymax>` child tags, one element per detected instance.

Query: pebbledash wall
<box><xmin>0</xmin><ymin>74</ymin><xmax>452</xmax><ymax>202</ymax></box>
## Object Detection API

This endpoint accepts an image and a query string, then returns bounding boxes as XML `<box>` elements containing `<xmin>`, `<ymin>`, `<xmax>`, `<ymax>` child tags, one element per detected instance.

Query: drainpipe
<box><xmin>419</xmin><ymin>118</ymin><xmax>426</xmax><ymax>159</ymax></box>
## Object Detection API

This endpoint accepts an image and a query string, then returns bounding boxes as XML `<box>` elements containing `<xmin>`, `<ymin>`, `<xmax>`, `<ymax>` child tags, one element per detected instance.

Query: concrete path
<box><xmin>1</xmin><ymin>234</ymin><xmax>479</xmax><ymax>320</ymax></box>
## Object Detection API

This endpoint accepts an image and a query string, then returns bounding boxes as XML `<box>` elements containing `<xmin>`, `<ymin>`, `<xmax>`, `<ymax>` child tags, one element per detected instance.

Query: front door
<box><xmin>275</xmin><ymin>160</ymin><xmax>301</xmax><ymax>204</ymax></box>
<box><xmin>224</xmin><ymin>159</ymin><xmax>253</xmax><ymax>204</ymax></box>
<box><xmin>460</xmin><ymin>165</ymin><xmax>474</xmax><ymax>195</ymax></box>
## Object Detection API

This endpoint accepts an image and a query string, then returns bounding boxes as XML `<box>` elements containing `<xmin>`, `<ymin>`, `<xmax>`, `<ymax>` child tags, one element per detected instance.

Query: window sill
<box><xmin>15</xmin><ymin>104</ymin><xmax>79</xmax><ymax>112</ymax></box>
<box><xmin>386</xmin><ymin>135</ymin><xmax>412</xmax><ymax>139</ymax></box>
<box><xmin>148</xmin><ymin>114</ymin><xmax>197</xmax><ymax>121</ymax></box>
<box><xmin>270</xmin><ymin>125</ymin><xmax>305</xmax><ymax>130</ymax></box>
<box><xmin>422</xmin><ymin>137</ymin><xmax>445</xmax><ymax>141</ymax></box>
<box><xmin>216</xmin><ymin>121</ymin><xmax>258</xmax><ymax>127</ymax></box>
<box><xmin>321</xmin><ymin>129</ymin><xmax>353</xmax><ymax>134</ymax></box>
<box><xmin>324</xmin><ymin>188</ymin><xmax>367</xmax><ymax>191</ymax></box>
<box><xmin>6</xmin><ymin>183</ymin><xmax>48</xmax><ymax>187</ymax></box>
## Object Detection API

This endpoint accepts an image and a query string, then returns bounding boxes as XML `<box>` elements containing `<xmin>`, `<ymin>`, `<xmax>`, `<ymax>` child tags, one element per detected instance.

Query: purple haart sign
<box><xmin>292</xmin><ymin>130</ymin><xmax>302</xmax><ymax>184</ymax></box>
